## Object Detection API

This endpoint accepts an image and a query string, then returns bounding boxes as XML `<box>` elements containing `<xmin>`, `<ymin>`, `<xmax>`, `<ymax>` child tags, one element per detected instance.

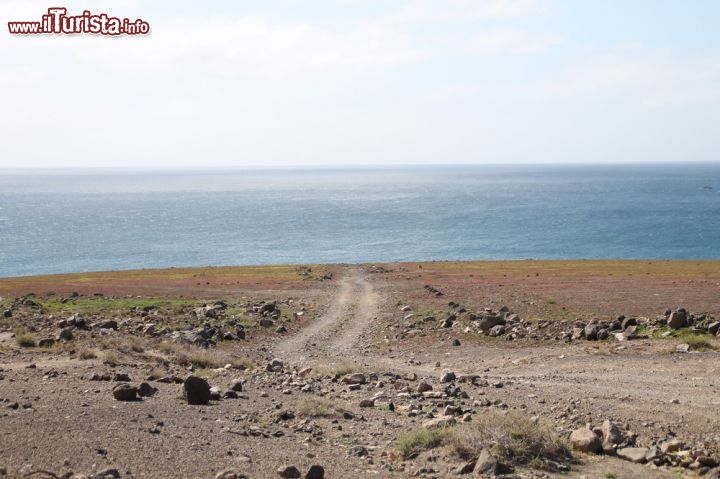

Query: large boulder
<box><xmin>478</xmin><ymin>316</ymin><xmax>505</xmax><ymax>332</ymax></box>
<box><xmin>473</xmin><ymin>449</ymin><xmax>513</xmax><ymax>477</ymax></box>
<box><xmin>570</xmin><ymin>427</ymin><xmax>602</xmax><ymax>453</ymax></box>
<box><xmin>584</xmin><ymin>324</ymin><xmax>601</xmax><ymax>341</ymax></box>
<box><xmin>667</xmin><ymin>309</ymin><xmax>687</xmax><ymax>329</ymax></box>
<box><xmin>112</xmin><ymin>383</ymin><xmax>137</xmax><ymax>401</ymax></box>
<box><xmin>601</xmin><ymin>420</ymin><xmax>625</xmax><ymax>454</ymax></box>
<box><xmin>617</xmin><ymin>447</ymin><xmax>649</xmax><ymax>463</ymax></box>
<box><xmin>97</xmin><ymin>319</ymin><xmax>118</xmax><ymax>330</ymax></box>
<box><xmin>184</xmin><ymin>375</ymin><xmax>211</xmax><ymax>405</ymax></box>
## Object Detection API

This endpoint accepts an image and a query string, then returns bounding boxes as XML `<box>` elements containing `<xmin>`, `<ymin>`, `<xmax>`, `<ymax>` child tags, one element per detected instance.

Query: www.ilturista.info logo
<box><xmin>8</xmin><ymin>7</ymin><xmax>150</xmax><ymax>35</ymax></box>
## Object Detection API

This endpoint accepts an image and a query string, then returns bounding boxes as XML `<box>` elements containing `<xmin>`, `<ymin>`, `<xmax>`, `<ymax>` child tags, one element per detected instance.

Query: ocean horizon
<box><xmin>1</xmin><ymin>163</ymin><xmax>719</xmax><ymax>278</ymax></box>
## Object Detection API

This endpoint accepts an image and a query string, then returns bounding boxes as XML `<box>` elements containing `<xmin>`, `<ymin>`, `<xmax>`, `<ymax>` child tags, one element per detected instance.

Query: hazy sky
<box><xmin>1</xmin><ymin>0</ymin><xmax>719</xmax><ymax>167</ymax></box>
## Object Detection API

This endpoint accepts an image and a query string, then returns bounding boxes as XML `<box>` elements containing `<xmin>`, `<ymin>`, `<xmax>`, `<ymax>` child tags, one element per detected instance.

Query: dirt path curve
<box><xmin>274</xmin><ymin>267</ymin><xmax>380</xmax><ymax>369</ymax></box>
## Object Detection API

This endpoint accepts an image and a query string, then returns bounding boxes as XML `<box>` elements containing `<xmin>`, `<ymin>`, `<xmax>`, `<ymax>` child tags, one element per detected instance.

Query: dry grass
<box><xmin>229</xmin><ymin>356</ymin><xmax>254</xmax><ymax>370</ymax></box>
<box><xmin>447</xmin><ymin>411</ymin><xmax>570</xmax><ymax>470</ymax></box>
<box><xmin>173</xmin><ymin>347</ymin><xmax>254</xmax><ymax>371</ymax></box>
<box><xmin>175</xmin><ymin>350</ymin><xmax>227</xmax><ymax>369</ymax></box>
<box><xmin>397</xmin><ymin>427</ymin><xmax>451</xmax><ymax>458</ymax></box>
<box><xmin>97</xmin><ymin>337</ymin><xmax>147</xmax><ymax>355</ymax></box>
<box><xmin>78</xmin><ymin>349</ymin><xmax>98</xmax><ymax>360</ymax></box>
<box><xmin>15</xmin><ymin>332</ymin><xmax>37</xmax><ymax>348</ymax></box>
<box><xmin>314</xmin><ymin>361</ymin><xmax>366</xmax><ymax>378</ymax></box>
<box><xmin>0</xmin><ymin>264</ymin><xmax>303</xmax><ymax>296</ymax></box>
<box><xmin>103</xmin><ymin>350</ymin><xmax>122</xmax><ymax>366</ymax></box>
<box><xmin>417</xmin><ymin>260</ymin><xmax>720</xmax><ymax>279</ymax></box>
<box><xmin>145</xmin><ymin>367</ymin><xmax>165</xmax><ymax>380</ymax></box>
<box><xmin>684</xmin><ymin>335</ymin><xmax>716</xmax><ymax>351</ymax></box>
<box><xmin>124</xmin><ymin>336</ymin><xmax>145</xmax><ymax>353</ymax></box>
<box><xmin>297</xmin><ymin>397</ymin><xmax>343</xmax><ymax>418</ymax></box>
<box><xmin>157</xmin><ymin>341</ymin><xmax>180</xmax><ymax>355</ymax></box>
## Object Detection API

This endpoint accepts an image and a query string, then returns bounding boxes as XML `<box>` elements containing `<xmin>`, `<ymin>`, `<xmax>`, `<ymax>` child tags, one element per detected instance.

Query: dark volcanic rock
<box><xmin>138</xmin><ymin>382</ymin><xmax>158</xmax><ymax>397</ymax></box>
<box><xmin>112</xmin><ymin>383</ymin><xmax>138</xmax><ymax>401</ymax></box>
<box><xmin>184</xmin><ymin>375</ymin><xmax>211</xmax><ymax>405</ymax></box>
<box><xmin>478</xmin><ymin>315</ymin><xmax>505</xmax><ymax>332</ymax></box>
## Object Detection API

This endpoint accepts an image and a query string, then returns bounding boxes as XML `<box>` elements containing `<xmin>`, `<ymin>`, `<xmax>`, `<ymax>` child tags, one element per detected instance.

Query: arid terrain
<box><xmin>1</xmin><ymin>261</ymin><xmax>719</xmax><ymax>479</ymax></box>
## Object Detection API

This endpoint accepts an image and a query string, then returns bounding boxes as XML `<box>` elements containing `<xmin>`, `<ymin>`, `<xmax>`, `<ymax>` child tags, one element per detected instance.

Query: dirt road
<box><xmin>274</xmin><ymin>268</ymin><xmax>379</xmax><ymax>369</ymax></box>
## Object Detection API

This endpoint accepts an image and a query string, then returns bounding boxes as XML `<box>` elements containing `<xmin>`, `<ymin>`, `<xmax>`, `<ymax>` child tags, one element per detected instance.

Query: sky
<box><xmin>1</xmin><ymin>0</ymin><xmax>719</xmax><ymax>168</ymax></box>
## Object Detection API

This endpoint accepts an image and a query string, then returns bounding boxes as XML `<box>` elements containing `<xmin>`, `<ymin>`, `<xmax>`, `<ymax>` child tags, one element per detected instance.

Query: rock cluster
<box><xmin>570</xmin><ymin>421</ymin><xmax>718</xmax><ymax>472</ymax></box>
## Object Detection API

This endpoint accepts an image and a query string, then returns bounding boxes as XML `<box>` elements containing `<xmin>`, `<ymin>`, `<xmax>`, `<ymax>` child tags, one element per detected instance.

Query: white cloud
<box><xmin>469</xmin><ymin>28</ymin><xmax>560</xmax><ymax>54</ymax></box>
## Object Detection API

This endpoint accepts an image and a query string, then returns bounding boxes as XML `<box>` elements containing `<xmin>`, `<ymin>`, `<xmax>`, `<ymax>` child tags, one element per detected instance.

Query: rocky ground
<box><xmin>0</xmin><ymin>261</ymin><xmax>719</xmax><ymax>479</ymax></box>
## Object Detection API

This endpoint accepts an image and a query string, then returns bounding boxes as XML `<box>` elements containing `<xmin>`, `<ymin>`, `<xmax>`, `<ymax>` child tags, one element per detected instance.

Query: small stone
<box><xmin>454</xmin><ymin>460</ymin><xmax>476</xmax><ymax>475</ymax></box>
<box><xmin>422</xmin><ymin>415</ymin><xmax>456</xmax><ymax>429</ymax></box>
<box><xmin>210</xmin><ymin>387</ymin><xmax>222</xmax><ymax>400</ymax></box>
<box><xmin>348</xmin><ymin>446</ymin><xmax>368</xmax><ymax>457</ymax></box>
<box><xmin>277</xmin><ymin>465</ymin><xmax>301</xmax><ymax>478</ymax></box>
<box><xmin>215</xmin><ymin>470</ymin><xmax>248</xmax><ymax>479</ymax></box>
<box><xmin>439</xmin><ymin>369</ymin><xmax>456</xmax><ymax>382</ymax></box>
<box><xmin>341</xmin><ymin>373</ymin><xmax>366</xmax><ymax>385</ymax></box>
<box><xmin>266</xmin><ymin>358</ymin><xmax>284</xmax><ymax>372</ymax></box>
<box><xmin>416</xmin><ymin>381</ymin><xmax>432</xmax><ymax>393</ymax></box>
<box><xmin>229</xmin><ymin>380</ymin><xmax>243</xmax><ymax>392</ymax></box>
<box><xmin>97</xmin><ymin>319</ymin><xmax>118</xmax><ymax>330</ymax></box>
<box><xmin>156</xmin><ymin>375</ymin><xmax>183</xmax><ymax>384</ymax></box>
<box><xmin>113</xmin><ymin>372</ymin><xmax>131</xmax><ymax>382</ymax></box>
<box><xmin>660</xmin><ymin>439</ymin><xmax>684</xmax><ymax>453</ymax></box>
<box><xmin>137</xmin><ymin>382</ymin><xmax>158</xmax><ymax>397</ymax></box>
<box><xmin>359</xmin><ymin>398</ymin><xmax>375</xmax><ymax>408</ymax></box>
<box><xmin>38</xmin><ymin>338</ymin><xmax>55</xmax><ymax>348</ymax></box>
<box><xmin>95</xmin><ymin>468</ymin><xmax>121</xmax><ymax>478</ymax></box>
<box><xmin>57</xmin><ymin>327</ymin><xmax>73</xmax><ymax>341</ymax></box>
<box><xmin>304</xmin><ymin>465</ymin><xmax>325</xmax><ymax>479</ymax></box>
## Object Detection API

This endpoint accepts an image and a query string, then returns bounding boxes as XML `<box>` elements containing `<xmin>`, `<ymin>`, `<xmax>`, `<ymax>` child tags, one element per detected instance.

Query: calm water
<box><xmin>1</xmin><ymin>164</ymin><xmax>719</xmax><ymax>278</ymax></box>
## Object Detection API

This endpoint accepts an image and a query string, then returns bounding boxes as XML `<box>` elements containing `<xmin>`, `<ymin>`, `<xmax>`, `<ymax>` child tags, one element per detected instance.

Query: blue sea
<box><xmin>0</xmin><ymin>164</ymin><xmax>719</xmax><ymax>278</ymax></box>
